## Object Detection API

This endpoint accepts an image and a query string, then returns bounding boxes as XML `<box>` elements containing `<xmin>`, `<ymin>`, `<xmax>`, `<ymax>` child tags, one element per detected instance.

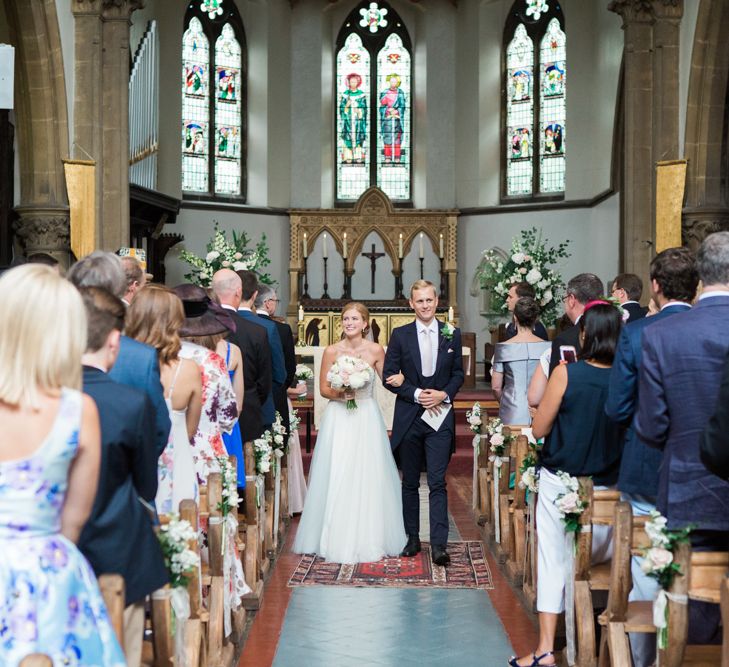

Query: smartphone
<box><xmin>559</xmin><ymin>345</ymin><xmax>577</xmax><ymax>364</ymax></box>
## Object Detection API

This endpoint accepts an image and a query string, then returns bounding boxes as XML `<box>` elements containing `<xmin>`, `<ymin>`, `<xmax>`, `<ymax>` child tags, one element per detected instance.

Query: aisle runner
<box><xmin>289</xmin><ymin>541</ymin><xmax>493</xmax><ymax>589</ymax></box>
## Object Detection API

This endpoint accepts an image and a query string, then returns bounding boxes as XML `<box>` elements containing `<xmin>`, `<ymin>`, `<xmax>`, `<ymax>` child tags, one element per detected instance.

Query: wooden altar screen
<box><xmin>287</xmin><ymin>187</ymin><xmax>459</xmax><ymax>345</ymax></box>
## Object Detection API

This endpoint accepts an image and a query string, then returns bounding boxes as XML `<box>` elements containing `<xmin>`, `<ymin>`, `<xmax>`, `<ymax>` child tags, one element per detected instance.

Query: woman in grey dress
<box><xmin>492</xmin><ymin>298</ymin><xmax>552</xmax><ymax>425</ymax></box>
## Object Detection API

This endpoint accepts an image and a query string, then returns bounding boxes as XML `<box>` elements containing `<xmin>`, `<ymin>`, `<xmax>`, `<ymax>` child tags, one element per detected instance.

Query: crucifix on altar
<box><xmin>361</xmin><ymin>243</ymin><xmax>386</xmax><ymax>294</ymax></box>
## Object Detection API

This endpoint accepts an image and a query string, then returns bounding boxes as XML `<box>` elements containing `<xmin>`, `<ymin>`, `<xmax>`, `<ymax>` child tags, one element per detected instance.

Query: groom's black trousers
<box><xmin>399</xmin><ymin>412</ymin><xmax>452</xmax><ymax>546</ymax></box>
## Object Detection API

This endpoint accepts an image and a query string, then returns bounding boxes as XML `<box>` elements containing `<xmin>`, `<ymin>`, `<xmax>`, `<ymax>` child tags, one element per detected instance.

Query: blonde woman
<box><xmin>0</xmin><ymin>265</ymin><xmax>125</xmax><ymax>666</ymax></box>
<box><xmin>126</xmin><ymin>284</ymin><xmax>202</xmax><ymax>514</ymax></box>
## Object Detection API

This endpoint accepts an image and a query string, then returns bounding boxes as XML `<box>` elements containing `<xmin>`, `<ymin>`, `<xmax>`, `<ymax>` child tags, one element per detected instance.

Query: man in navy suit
<box><xmin>67</xmin><ymin>251</ymin><xmax>170</xmax><ymax>455</ymax></box>
<box><xmin>76</xmin><ymin>286</ymin><xmax>168</xmax><ymax>667</ymax></box>
<box><xmin>636</xmin><ymin>232</ymin><xmax>729</xmax><ymax>644</ymax></box>
<box><xmin>236</xmin><ymin>269</ymin><xmax>286</xmax><ymax>429</ymax></box>
<box><xmin>610</xmin><ymin>273</ymin><xmax>648</xmax><ymax>323</ymax></box>
<box><xmin>606</xmin><ymin>247</ymin><xmax>697</xmax><ymax>667</ymax></box>
<box><xmin>383</xmin><ymin>280</ymin><xmax>464</xmax><ymax>566</ymax></box>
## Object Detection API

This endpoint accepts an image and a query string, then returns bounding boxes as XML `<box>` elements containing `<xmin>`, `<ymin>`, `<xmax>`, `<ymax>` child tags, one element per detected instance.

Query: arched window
<box><xmin>504</xmin><ymin>0</ymin><xmax>565</xmax><ymax>200</ymax></box>
<box><xmin>335</xmin><ymin>2</ymin><xmax>412</xmax><ymax>204</ymax></box>
<box><xmin>182</xmin><ymin>1</ymin><xmax>246</xmax><ymax>199</ymax></box>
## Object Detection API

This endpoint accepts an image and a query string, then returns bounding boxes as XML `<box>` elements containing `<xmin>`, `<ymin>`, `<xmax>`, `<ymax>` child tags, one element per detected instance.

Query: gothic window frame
<box><xmin>334</xmin><ymin>1</ymin><xmax>413</xmax><ymax>207</ymax></box>
<box><xmin>501</xmin><ymin>0</ymin><xmax>565</xmax><ymax>203</ymax></box>
<box><xmin>181</xmin><ymin>2</ymin><xmax>247</xmax><ymax>202</ymax></box>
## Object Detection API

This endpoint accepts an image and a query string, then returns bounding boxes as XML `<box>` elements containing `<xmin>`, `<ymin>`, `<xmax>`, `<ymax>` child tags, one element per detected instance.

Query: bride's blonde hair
<box><xmin>340</xmin><ymin>302</ymin><xmax>369</xmax><ymax>338</ymax></box>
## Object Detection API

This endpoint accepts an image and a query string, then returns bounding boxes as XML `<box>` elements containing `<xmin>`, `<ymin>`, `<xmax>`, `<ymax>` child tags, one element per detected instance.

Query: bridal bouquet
<box><xmin>326</xmin><ymin>355</ymin><xmax>374</xmax><ymax>410</ymax></box>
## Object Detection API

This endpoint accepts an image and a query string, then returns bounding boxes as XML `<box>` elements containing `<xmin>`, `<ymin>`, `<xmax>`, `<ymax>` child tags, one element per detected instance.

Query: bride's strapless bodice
<box><xmin>353</xmin><ymin>380</ymin><xmax>375</xmax><ymax>400</ymax></box>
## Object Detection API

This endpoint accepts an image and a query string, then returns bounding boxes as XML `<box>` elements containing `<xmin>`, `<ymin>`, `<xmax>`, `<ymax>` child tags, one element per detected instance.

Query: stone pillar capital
<box><xmin>101</xmin><ymin>0</ymin><xmax>145</xmax><ymax>21</ymax></box>
<box><xmin>13</xmin><ymin>206</ymin><xmax>71</xmax><ymax>257</ymax></box>
<box><xmin>71</xmin><ymin>0</ymin><xmax>104</xmax><ymax>16</ymax></box>
<box><xmin>609</xmin><ymin>0</ymin><xmax>683</xmax><ymax>25</ymax></box>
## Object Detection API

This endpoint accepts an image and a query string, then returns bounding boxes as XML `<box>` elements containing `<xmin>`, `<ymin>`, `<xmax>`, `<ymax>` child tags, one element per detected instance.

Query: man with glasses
<box><xmin>611</xmin><ymin>273</ymin><xmax>647</xmax><ymax>323</ymax></box>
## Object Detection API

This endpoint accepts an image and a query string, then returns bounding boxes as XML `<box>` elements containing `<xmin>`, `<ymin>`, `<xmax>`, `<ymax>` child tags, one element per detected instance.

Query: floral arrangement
<box><xmin>253</xmin><ymin>431</ymin><xmax>273</xmax><ymax>474</ymax></box>
<box><xmin>272</xmin><ymin>412</ymin><xmax>287</xmax><ymax>454</ymax></box>
<box><xmin>466</xmin><ymin>402</ymin><xmax>482</xmax><ymax>435</ymax></box>
<box><xmin>158</xmin><ymin>516</ymin><xmax>200</xmax><ymax>588</ymax></box>
<box><xmin>180</xmin><ymin>222</ymin><xmax>273</xmax><ymax>288</ymax></box>
<box><xmin>216</xmin><ymin>455</ymin><xmax>239</xmax><ymax>517</ymax></box>
<box><xmin>519</xmin><ymin>440</ymin><xmax>542</xmax><ymax>494</ymax></box>
<box><xmin>289</xmin><ymin>407</ymin><xmax>301</xmax><ymax>433</ymax></box>
<box><xmin>478</xmin><ymin>227</ymin><xmax>571</xmax><ymax>326</ymax></box>
<box><xmin>441</xmin><ymin>321</ymin><xmax>455</xmax><ymax>341</ymax></box>
<box><xmin>485</xmin><ymin>417</ymin><xmax>515</xmax><ymax>458</ymax></box>
<box><xmin>295</xmin><ymin>364</ymin><xmax>314</xmax><ymax>381</ymax></box>
<box><xmin>326</xmin><ymin>355</ymin><xmax>374</xmax><ymax>410</ymax></box>
<box><xmin>554</xmin><ymin>472</ymin><xmax>587</xmax><ymax>534</ymax></box>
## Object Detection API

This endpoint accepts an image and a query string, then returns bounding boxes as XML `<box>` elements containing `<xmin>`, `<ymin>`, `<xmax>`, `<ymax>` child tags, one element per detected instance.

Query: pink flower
<box><xmin>490</xmin><ymin>433</ymin><xmax>505</xmax><ymax>447</ymax></box>
<box><xmin>557</xmin><ymin>491</ymin><xmax>581</xmax><ymax>514</ymax></box>
<box><xmin>641</xmin><ymin>547</ymin><xmax>673</xmax><ymax>574</ymax></box>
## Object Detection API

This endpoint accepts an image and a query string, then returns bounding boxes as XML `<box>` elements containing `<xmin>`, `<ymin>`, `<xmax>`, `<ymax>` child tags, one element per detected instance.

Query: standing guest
<box><xmin>491</xmin><ymin>297</ymin><xmax>551</xmax><ymax>425</ymax></box>
<box><xmin>236</xmin><ymin>269</ymin><xmax>286</xmax><ymax>429</ymax></box>
<box><xmin>504</xmin><ymin>282</ymin><xmax>549</xmax><ymax>341</ymax></box>
<box><xmin>605</xmin><ymin>247</ymin><xmax>697</xmax><ymax>667</ymax></box>
<box><xmin>611</xmin><ymin>273</ymin><xmax>647</xmax><ymax>323</ymax></box>
<box><xmin>509</xmin><ymin>302</ymin><xmax>623</xmax><ymax>667</ymax></box>
<box><xmin>76</xmin><ymin>286</ymin><xmax>168</xmax><ymax>667</ymax></box>
<box><xmin>0</xmin><ymin>265</ymin><xmax>126</xmax><ymax>667</ymax></box>
<box><xmin>636</xmin><ymin>231</ymin><xmax>729</xmax><ymax>645</ymax></box>
<box><xmin>174</xmin><ymin>284</ymin><xmax>239</xmax><ymax>482</ymax></box>
<box><xmin>548</xmin><ymin>273</ymin><xmax>604</xmax><ymax>373</ymax></box>
<box><xmin>212</xmin><ymin>269</ymin><xmax>272</xmax><ymax>476</ymax></box>
<box><xmin>701</xmin><ymin>351</ymin><xmax>729</xmax><ymax>480</ymax></box>
<box><xmin>126</xmin><ymin>285</ymin><xmax>203</xmax><ymax>514</ymax></box>
<box><xmin>256</xmin><ymin>283</ymin><xmax>296</xmax><ymax>436</ymax></box>
<box><xmin>119</xmin><ymin>255</ymin><xmax>147</xmax><ymax>306</ymax></box>
<box><xmin>67</xmin><ymin>251</ymin><xmax>171</xmax><ymax>456</ymax></box>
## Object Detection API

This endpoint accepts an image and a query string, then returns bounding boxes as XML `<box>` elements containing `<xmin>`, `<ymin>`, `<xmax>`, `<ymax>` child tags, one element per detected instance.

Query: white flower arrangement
<box><xmin>554</xmin><ymin>472</ymin><xmax>587</xmax><ymax>534</ymax></box>
<box><xmin>519</xmin><ymin>466</ymin><xmax>539</xmax><ymax>494</ymax></box>
<box><xmin>180</xmin><ymin>222</ymin><xmax>273</xmax><ymax>288</ymax></box>
<box><xmin>295</xmin><ymin>364</ymin><xmax>314</xmax><ymax>381</ymax></box>
<box><xmin>253</xmin><ymin>431</ymin><xmax>273</xmax><ymax>474</ymax></box>
<box><xmin>271</xmin><ymin>411</ymin><xmax>288</xmax><ymax>459</ymax></box>
<box><xmin>326</xmin><ymin>355</ymin><xmax>374</xmax><ymax>410</ymax></box>
<box><xmin>216</xmin><ymin>455</ymin><xmax>239</xmax><ymax>517</ymax></box>
<box><xmin>289</xmin><ymin>407</ymin><xmax>301</xmax><ymax>433</ymax></box>
<box><xmin>466</xmin><ymin>402</ymin><xmax>482</xmax><ymax>435</ymax></box>
<box><xmin>158</xmin><ymin>515</ymin><xmax>200</xmax><ymax>588</ymax></box>
<box><xmin>478</xmin><ymin>227</ymin><xmax>570</xmax><ymax>326</ymax></box>
<box><xmin>484</xmin><ymin>417</ymin><xmax>515</xmax><ymax>457</ymax></box>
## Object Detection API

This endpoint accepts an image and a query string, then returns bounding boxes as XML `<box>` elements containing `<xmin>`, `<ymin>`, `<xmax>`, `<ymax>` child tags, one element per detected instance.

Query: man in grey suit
<box><xmin>636</xmin><ymin>231</ymin><xmax>729</xmax><ymax>644</ymax></box>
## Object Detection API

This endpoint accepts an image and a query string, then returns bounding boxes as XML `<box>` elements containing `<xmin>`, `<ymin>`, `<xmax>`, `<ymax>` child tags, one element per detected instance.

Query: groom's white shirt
<box><xmin>414</xmin><ymin>319</ymin><xmax>438</xmax><ymax>403</ymax></box>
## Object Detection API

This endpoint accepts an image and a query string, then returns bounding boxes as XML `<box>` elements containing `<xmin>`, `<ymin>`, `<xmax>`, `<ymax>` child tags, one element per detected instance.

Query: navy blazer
<box><xmin>605</xmin><ymin>303</ymin><xmax>690</xmax><ymax>499</ymax></box>
<box><xmin>383</xmin><ymin>321</ymin><xmax>464</xmax><ymax>450</ymax></box>
<box><xmin>701</xmin><ymin>350</ymin><xmax>729</xmax><ymax>479</ymax></box>
<box><xmin>635</xmin><ymin>295</ymin><xmax>729</xmax><ymax>530</ymax></box>
<box><xmin>109</xmin><ymin>335</ymin><xmax>170</xmax><ymax>456</ymax></box>
<box><xmin>237</xmin><ymin>309</ymin><xmax>286</xmax><ymax>425</ymax></box>
<box><xmin>260</xmin><ymin>313</ymin><xmax>296</xmax><ymax>435</ymax></box>
<box><xmin>623</xmin><ymin>301</ymin><xmax>648</xmax><ymax>323</ymax></box>
<box><xmin>78</xmin><ymin>368</ymin><xmax>168</xmax><ymax>605</ymax></box>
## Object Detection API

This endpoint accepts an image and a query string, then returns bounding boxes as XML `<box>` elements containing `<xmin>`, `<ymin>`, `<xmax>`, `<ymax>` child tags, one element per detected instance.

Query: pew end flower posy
<box><xmin>478</xmin><ymin>227</ymin><xmax>571</xmax><ymax>327</ymax></box>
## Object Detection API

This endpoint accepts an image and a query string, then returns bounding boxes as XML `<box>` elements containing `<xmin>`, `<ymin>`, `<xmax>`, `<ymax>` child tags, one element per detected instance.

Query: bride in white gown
<box><xmin>293</xmin><ymin>302</ymin><xmax>407</xmax><ymax>564</ymax></box>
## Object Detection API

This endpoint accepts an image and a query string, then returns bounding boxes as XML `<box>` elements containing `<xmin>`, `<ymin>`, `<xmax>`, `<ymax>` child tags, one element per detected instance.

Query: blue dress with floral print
<box><xmin>0</xmin><ymin>389</ymin><xmax>127</xmax><ymax>667</ymax></box>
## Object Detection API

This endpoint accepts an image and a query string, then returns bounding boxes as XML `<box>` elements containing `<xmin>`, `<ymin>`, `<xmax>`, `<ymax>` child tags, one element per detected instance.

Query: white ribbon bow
<box><xmin>564</xmin><ymin>531</ymin><xmax>576</xmax><ymax>666</ymax></box>
<box><xmin>171</xmin><ymin>587</ymin><xmax>191</xmax><ymax>667</ymax></box>
<box><xmin>653</xmin><ymin>588</ymin><xmax>688</xmax><ymax>656</ymax></box>
<box><xmin>472</xmin><ymin>434</ymin><xmax>481</xmax><ymax>511</ymax></box>
<box><xmin>490</xmin><ymin>455</ymin><xmax>509</xmax><ymax>543</ymax></box>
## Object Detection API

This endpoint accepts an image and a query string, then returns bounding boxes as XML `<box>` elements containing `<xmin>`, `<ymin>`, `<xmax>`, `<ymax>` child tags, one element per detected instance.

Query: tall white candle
<box><xmin>298</xmin><ymin>304</ymin><xmax>304</xmax><ymax>322</ymax></box>
<box><xmin>322</xmin><ymin>233</ymin><xmax>328</xmax><ymax>258</ymax></box>
<box><xmin>398</xmin><ymin>233</ymin><xmax>403</xmax><ymax>258</ymax></box>
<box><xmin>343</xmin><ymin>233</ymin><xmax>348</xmax><ymax>259</ymax></box>
<box><xmin>419</xmin><ymin>233</ymin><xmax>424</xmax><ymax>259</ymax></box>
<box><xmin>439</xmin><ymin>233</ymin><xmax>444</xmax><ymax>259</ymax></box>
<box><xmin>303</xmin><ymin>232</ymin><xmax>308</xmax><ymax>258</ymax></box>
<box><xmin>448</xmin><ymin>306</ymin><xmax>454</xmax><ymax>322</ymax></box>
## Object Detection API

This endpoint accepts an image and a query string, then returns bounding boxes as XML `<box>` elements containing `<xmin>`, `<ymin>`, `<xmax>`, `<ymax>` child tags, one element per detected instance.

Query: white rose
<box><xmin>519</xmin><ymin>267</ymin><xmax>527</xmax><ymax>275</ymax></box>
<box><xmin>541</xmin><ymin>290</ymin><xmax>553</xmax><ymax>305</ymax></box>
<box><xmin>467</xmin><ymin>414</ymin><xmax>482</xmax><ymax>426</ymax></box>
<box><xmin>222</xmin><ymin>260</ymin><xmax>230</xmax><ymax>267</ymax></box>
<box><xmin>274</xmin><ymin>434</ymin><xmax>284</xmax><ymax>445</ymax></box>
<box><xmin>645</xmin><ymin>514</ymin><xmax>670</xmax><ymax>547</ymax></box>
<box><xmin>537</xmin><ymin>279</ymin><xmax>549</xmax><ymax>290</ymax></box>
<box><xmin>234</xmin><ymin>252</ymin><xmax>243</xmax><ymax>260</ymax></box>
<box><xmin>490</xmin><ymin>433</ymin><xmax>505</xmax><ymax>447</ymax></box>
<box><xmin>526</xmin><ymin>268</ymin><xmax>542</xmax><ymax>285</ymax></box>
<box><xmin>511</xmin><ymin>252</ymin><xmax>526</xmax><ymax>264</ymax></box>
<box><xmin>641</xmin><ymin>547</ymin><xmax>673</xmax><ymax>574</ymax></box>
<box><xmin>557</xmin><ymin>491</ymin><xmax>581</xmax><ymax>514</ymax></box>
<box><xmin>233</xmin><ymin>261</ymin><xmax>247</xmax><ymax>271</ymax></box>
<box><xmin>206</xmin><ymin>251</ymin><xmax>220</xmax><ymax>262</ymax></box>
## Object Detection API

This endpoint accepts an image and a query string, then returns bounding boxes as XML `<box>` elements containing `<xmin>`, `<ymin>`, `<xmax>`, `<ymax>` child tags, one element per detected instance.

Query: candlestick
<box><xmin>298</xmin><ymin>304</ymin><xmax>304</xmax><ymax>322</ymax></box>
<box><xmin>439</xmin><ymin>233</ymin><xmax>444</xmax><ymax>259</ymax></box>
<box><xmin>302</xmin><ymin>256</ymin><xmax>310</xmax><ymax>299</ymax></box>
<box><xmin>303</xmin><ymin>232</ymin><xmax>308</xmax><ymax>258</ymax></box>
<box><xmin>322</xmin><ymin>256</ymin><xmax>330</xmax><ymax>299</ymax></box>
<box><xmin>448</xmin><ymin>306</ymin><xmax>454</xmax><ymax>323</ymax></box>
<box><xmin>343</xmin><ymin>232</ymin><xmax>348</xmax><ymax>259</ymax></box>
<box><xmin>398</xmin><ymin>233</ymin><xmax>403</xmax><ymax>259</ymax></box>
<box><xmin>419</xmin><ymin>233</ymin><xmax>424</xmax><ymax>259</ymax></box>
<box><xmin>322</xmin><ymin>233</ymin><xmax>328</xmax><ymax>258</ymax></box>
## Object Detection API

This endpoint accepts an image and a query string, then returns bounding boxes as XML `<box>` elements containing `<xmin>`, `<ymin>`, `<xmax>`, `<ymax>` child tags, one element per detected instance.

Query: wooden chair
<box><xmin>242</xmin><ymin>441</ymin><xmax>264</xmax><ymax>608</ymax></box>
<box><xmin>573</xmin><ymin>479</ymin><xmax>621</xmax><ymax>667</ymax></box>
<box><xmin>98</xmin><ymin>574</ymin><xmax>125</xmax><ymax>647</ymax></box>
<box><xmin>505</xmin><ymin>434</ymin><xmax>530</xmax><ymax>583</ymax></box>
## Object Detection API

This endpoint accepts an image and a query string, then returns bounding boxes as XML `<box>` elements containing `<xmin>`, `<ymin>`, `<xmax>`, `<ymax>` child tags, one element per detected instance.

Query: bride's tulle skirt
<box><xmin>292</xmin><ymin>396</ymin><xmax>407</xmax><ymax>564</ymax></box>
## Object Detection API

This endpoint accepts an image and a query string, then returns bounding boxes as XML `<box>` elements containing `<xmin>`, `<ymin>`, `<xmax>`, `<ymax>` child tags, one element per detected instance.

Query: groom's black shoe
<box><xmin>431</xmin><ymin>544</ymin><xmax>451</xmax><ymax>567</ymax></box>
<box><xmin>400</xmin><ymin>535</ymin><xmax>422</xmax><ymax>557</ymax></box>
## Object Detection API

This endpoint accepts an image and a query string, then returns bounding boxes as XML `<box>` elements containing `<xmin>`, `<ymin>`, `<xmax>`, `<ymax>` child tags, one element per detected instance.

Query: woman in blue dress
<box><xmin>0</xmin><ymin>264</ymin><xmax>126</xmax><ymax>666</ymax></box>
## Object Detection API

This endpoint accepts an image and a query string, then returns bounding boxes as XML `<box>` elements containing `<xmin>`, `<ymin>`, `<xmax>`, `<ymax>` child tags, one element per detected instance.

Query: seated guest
<box><xmin>701</xmin><ymin>351</ymin><xmax>729</xmax><ymax>480</ymax></box>
<box><xmin>77</xmin><ymin>286</ymin><xmax>168</xmax><ymax>667</ymax></box>
<box><xmin>67</xmin><ymin>251</ymin><xmax>171</xmax><ymax>456</ymax></box>
<box><xmin>174</xmin><ymin>284</ymin><xmax>238</xmax><ymax>483</ymax></box>
<box><xmin>509</xmin><ymin>301</ymin><xmax>623</xmax><ymax>667</ymax></box>
<box><xmin>637</xmin><ymin>231</ymin><xmax>729</xmax><ymax>645</ymax></box>
<box><xmin>504</xmin><ymin>281</ymin><xmax>549</xmax><ymax>341</ymax></box>
<box><xmin>548</xmin><ymin>273</ymin><xmax>604</xmax><ymax>373</ymax></box>
<box><xmin>491</xmin><ymin>297</ymin><xmax>551</xmax><ymax>425</ymax></box>
<box><xmin>605</xmin><ymin>247</ymin><xmax>697</xmax><ymax>667</ymax></box>
<box><xmin>126</xmin><ymin>285</ymin><xmax>203</xmax><ymax>514</ymax></box>
<box><xmin>0</xmin><ymin>265</ymin><xmax>126</xmax><ymax>666</ymax></box>
<box><xmin>611</xmin><ymin>273</ymin><xmax>647</xmax><ymax>322</ymax></box>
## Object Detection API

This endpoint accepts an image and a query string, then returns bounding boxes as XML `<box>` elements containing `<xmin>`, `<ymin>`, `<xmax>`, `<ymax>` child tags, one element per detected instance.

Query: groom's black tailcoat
<box><xmin>383</xmin><ymin>321</ymin><xmax>464</xmax><ymax>546</ymax></box>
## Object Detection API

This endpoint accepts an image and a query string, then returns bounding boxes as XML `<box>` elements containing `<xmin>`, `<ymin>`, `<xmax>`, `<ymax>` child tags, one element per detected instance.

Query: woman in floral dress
<box><xmin>0</xmin><ymin>265</ymin><xmax>126</xmax><ymax>666</ymax></box>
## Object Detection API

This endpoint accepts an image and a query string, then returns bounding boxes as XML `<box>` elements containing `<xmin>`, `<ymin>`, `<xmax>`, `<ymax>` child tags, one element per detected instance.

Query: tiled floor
<box><xmin>238</xmin><ymin>473</ymin><xmax>538</xmax><ymax>667</ymax></box>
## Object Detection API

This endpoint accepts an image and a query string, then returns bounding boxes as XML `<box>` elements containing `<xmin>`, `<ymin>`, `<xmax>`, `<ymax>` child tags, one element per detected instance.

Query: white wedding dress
<box><xmin>293</xmin><ymin>366</ymin><xmax>407</xmax><ymax>563</ymax></box>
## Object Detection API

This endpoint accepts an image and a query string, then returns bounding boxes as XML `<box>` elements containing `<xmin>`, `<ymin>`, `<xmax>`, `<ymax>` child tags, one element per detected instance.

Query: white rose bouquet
<box><xmin>466</xmin><ymin>402</ymin><xmax>483</xmax><ymax>435</ymax></box>
<box><xmin>253</xmin><ymin>431</ymin><xmax>273</xmax><ymax>474</ymax></box>
<box><xmin>289</xmin><ymin>407</ymin><xmax>301</xmax><ymax>433</ymax></box>
<box><xmin>554</xmin><ymin>472</ymin><xmax>587</xmax><ymax>534</ymax></box>
<box><xmin>293</xmin><ymin>364</ymin><xmax>313</xmax><ymax>401</ymax></box>
<box><xmin>158</xmin><ymin>515</ymin><xmax>200</xmax><ymax>588</ymax></box>
<box><xmin>326</xmin><ymin>355</ymin><xmax>375</xmax><ymax>410</ymax></box>
<box><xmin>216</xmin><ymin>455</ymin><xmax>239</xmax><ymax>517</ymax></box>
<box><xmin>485</xmin><ymin>417</ymin><xmax>515</xmax><ymax>458</ymax></box>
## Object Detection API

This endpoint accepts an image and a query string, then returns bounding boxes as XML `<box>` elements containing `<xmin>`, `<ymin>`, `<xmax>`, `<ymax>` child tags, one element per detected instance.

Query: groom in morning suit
<box><xmin>384</xmin><ymin>280</ymin><xmax>464</xmax><ymax>566</ymax></box>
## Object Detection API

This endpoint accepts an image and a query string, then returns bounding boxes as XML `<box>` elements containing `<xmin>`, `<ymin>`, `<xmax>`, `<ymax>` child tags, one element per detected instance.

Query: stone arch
<box><xmin>682</xmin><ymin>0</ymin><xmax>729</xmax><ymax>249</ymax></box>
<box><xmin>4</xmin><ymin>0</ymin><xmax>71</xmax><ymax>259</ymax></box>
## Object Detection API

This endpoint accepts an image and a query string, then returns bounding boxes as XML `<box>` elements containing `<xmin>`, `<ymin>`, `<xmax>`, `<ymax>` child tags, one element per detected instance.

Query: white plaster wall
<box><xmin>56</xmin><ymin>0</ymin><xmax>74</xmax><ymax>156</ymax></box>
<box><xmin>678</xmin><ymin>0</ymin><xmax>700</xmax><ymax>157</ymax></box>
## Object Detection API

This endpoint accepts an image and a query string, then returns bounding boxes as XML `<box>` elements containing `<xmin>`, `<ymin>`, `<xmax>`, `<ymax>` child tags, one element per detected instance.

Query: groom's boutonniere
<box><xmin>441</xmin><ymin>321</ymin><xmax>455</xmax><ymax>341</ymax></box>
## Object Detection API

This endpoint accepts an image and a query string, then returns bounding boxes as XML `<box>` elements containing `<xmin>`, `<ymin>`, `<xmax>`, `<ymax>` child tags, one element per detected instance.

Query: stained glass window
<box><xmin>335</xmin><ymin>2</ymin><xmax>412</xmax><ymax>203</ymax></box>
<box><xmin>503</xmin><ymin>1</ymin><xmax>565</xmax><ymax>199</ymax></box>
<box><xmin>181</xmin><ymin>4</ymin><xmax>246</xmax><ymax>199</ymax></box>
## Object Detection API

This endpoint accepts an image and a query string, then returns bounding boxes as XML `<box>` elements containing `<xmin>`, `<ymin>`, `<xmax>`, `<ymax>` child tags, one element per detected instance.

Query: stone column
<box><xmin>609</xmin><ymin>0</ymin><xmax>684</xmax><ymax>285</ymax></box>
<box><xmin>100</xmin><ymin>0</ymin><xmax>143</xmax><ymax>251</ymax></box>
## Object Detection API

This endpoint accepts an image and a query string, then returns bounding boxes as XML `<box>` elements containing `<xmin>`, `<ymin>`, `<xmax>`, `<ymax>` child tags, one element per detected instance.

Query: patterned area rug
<box><xmin>288</xmin><ymin>541</ymin><xmax>493</xmax><ymax>589</ymax></box>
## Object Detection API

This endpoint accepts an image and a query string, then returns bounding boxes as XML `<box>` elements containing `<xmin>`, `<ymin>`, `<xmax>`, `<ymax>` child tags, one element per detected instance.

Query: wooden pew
<box><xmin>721</xmin><ymin>578</ymin><xmax>729</xmax><ymax>667</ymax></box>
<box><xmin>98</xmin><ymin>574</ymin><xmax>125</xmax><ymax>648</ymax></box>
<box><xmin>242</xmin><ymin>441</ymin><xmax>264</xmax><ymax>608</ymax></box>
<box><xmin>506</xmin><ymin>434</ymin><xmax>530</xmax><ymax>583</ymax></box>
